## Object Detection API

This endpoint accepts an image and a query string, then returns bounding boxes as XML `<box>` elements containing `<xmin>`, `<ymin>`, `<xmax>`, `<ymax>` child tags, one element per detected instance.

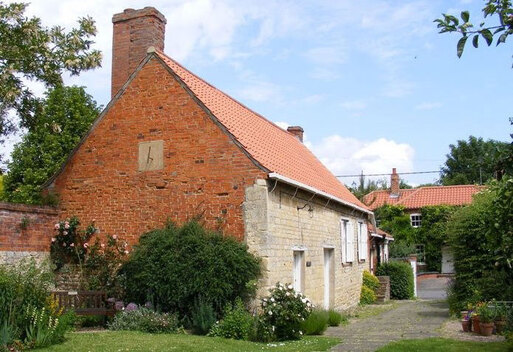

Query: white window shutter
<box><xmin>340</xmin><ymin>220</ymin><xmax>346</xmax><ymax>263</ymax></box>
<box><xmin>361</xmin><ymin>222</ymin><xmax>368</xmax><ymax>260</ymax></box>
<box><xmin>357</xmin><ymin>222</ymin><xmax>362</xmax><ymax>261</ymax></box>
<box><xmin>347</xmin><ymin>221</ymin><xmax>354</xmax><ymax>262</ymax></box>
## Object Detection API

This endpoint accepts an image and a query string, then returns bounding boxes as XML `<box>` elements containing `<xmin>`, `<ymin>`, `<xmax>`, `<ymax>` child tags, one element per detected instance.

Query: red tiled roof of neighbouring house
<box><xmin>363</xmin><ymin>185</ymin><xmax>484</xmax><ymax>210</ymax></box>
<box><xmin>368</xmin><ymin>223</ymin><xmax>393</xmax><ymax>240</ymax></box>
<box><xmin>156</xmin><ymin>51</ymin><xmax>368</xmax><ymax>211</ymax></box>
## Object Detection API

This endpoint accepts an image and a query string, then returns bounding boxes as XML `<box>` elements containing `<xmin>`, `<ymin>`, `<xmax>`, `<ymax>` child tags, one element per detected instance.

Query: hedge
<box><xmin>376</xmin><ymin>261</ymin><xmax>414</xmax><ymax>300</ymax></box>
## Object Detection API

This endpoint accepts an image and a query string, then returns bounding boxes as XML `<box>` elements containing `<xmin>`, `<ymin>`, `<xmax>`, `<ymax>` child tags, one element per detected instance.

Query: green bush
<box><xmin>108</xmin><ymin>307</ymin><xmax>180</xmax><ymax>333</ymax></box>
<box><xmin>363</xmin><ymin>270</ymin><xmax>380</xmax><ymax>293</ymax></box>
<box><xmin>301</xmin><ymin>310</ymin><xmax>329</xmax><ymax>335</ymax></box>
<box><xmin>208</xmin><ymin>298</ymin><xmax>254</xmax><ymax>340</ymax></box>
<box><xmin>120</xmin><ymin>221</ymin><xmax>261</xmax><ymax>319</ymax></box>
<box><xmin>360</xmin><ymin>285</ymin><xmax>377</xmax><ymax>305</ymax></box>
<box><xmin>259</xmin><ymin>283</ymin><xmax>313</xmax><ymax>341</ymax></box>
<box><xmin>190</xmin><ymin>297</ymin><xmax>216</xmax><ymax>335</ymax></box>
<box><xmin>376</xmin><ymin>261</ymin><xmax>414</xmax><ymax>300</ymax></box>
<box><xmin>24</xmin><ymin>307</ymin><xmax>76</xmax><ymax>348</ymax></box>
<box><xmin>327</xmin><ymin>310</ymin><xmax>345</xmax><ymax>327</ymax></box>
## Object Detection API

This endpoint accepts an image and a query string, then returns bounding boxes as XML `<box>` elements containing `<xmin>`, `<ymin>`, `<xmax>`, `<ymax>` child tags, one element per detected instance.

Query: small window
<box><xmin>410</xmin><ymin>214</ymin><xmax>422</xmax><ymax>228</ymax></box>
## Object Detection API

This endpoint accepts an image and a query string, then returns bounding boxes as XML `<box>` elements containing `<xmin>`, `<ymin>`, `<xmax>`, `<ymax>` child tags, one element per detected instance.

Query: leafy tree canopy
<box><xmin>434</xmin><ymin>0</ymin><xmax>513</xmax><ymax>59</ymax></box>
<box><xmin>349</xmin><ymin>173</ymin><xmax>411</xmax><ymax>201</ymax></box>
<box><xmin>0</xmin><ymin>2</ymin><xmax>101</xmax><ymax>153</ymax></box>
<box><xmin>440</xmin><ymin>136</ymin><xmax>508</xmax><ymax>185</ymax></box>
<box><xmin>3</xmin><ymin>85</ymin><xmax>100</xmax><ymax>204</ymax></box>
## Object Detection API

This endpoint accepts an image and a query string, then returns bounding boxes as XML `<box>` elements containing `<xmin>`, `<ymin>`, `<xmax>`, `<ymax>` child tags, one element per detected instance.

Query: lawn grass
<box><xmin>376</xmin><ymin>337</ymin><xmax>510</xmax><ymax>352</ymax></box>
<box><xmin>37</xmin><ymin>331</ymin><xmax>340</xmax><ymax>352</ymax></box>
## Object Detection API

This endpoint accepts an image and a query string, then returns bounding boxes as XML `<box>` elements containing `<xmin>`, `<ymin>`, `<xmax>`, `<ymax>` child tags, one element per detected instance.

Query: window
<box><xmin>357</xmin><ymin>221</ymin><xmax>368</xmax><ymax>261</ymax></box>
<box><xmin>340</xmin><ymin>219</ymin><xmax>354</xmax><ymax>263</ymax></box>
<box><xmin>410</xmin><ymin>214</ymin><xmax>422</xmax><ymax>227</ymax></box>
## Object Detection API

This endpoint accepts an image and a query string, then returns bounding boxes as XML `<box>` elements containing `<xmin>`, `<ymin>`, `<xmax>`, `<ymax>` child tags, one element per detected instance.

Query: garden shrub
<box><xmin>190</xmin><ymin>297</ymin><xmax>216</xmax><ymax>335</ymax></box>
<box><xmin>259</xmin><ymin>283</ymin><xmax>312</xmax><ymax>341</ymax></box>
<box><xmin>108</xmin><ymin>307</ymin><xmax>180</xmax><ymax>333</ymax></box>
<box><xmin>327</xmin><ymin>310</ymin><xmax>345</xmax><ymax>327</ymax></box>
<box><xmin>300</xmin><ymin>309</ymin><xmax>329</xmax><ymax>335</ymax></box>
<box><xmin>120</xmin><ymin>221</ymin><xmax>261</xmax><ymax>318</ymax></box>
<box><xmin>376</xmin><ymin>261</ymin><xmax>414</xmax><ymax>300</ymax></box>
<box><xmin>360</xmin><ymin>285</ymin><xmax>377</xmax><ymax>305</ymax></box>
<box><xmin>447</xmin><ymin>179</ymin><xmax>513</xmax><ymax>313</ymax></box>
<box><xmin>362</xmin><ymin>270</ymin><xmax>380</xmax><ymax>293</ymax></box>
<box><xmin>208</xmin><ymin>298</ymin><xmax>254</xmax><ymax>340</ymax></box>
<box><xmin>0</xmin><ymin>260</ymin><xmax>74</xmax><ymax>350</ymax></box>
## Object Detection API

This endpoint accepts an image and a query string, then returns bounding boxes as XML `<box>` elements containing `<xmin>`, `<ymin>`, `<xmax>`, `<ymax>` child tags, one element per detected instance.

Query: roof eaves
<box><xmin>268</xmin><ymin>172</ymin><xmax>373</xmax><ymax>215</ymax></box>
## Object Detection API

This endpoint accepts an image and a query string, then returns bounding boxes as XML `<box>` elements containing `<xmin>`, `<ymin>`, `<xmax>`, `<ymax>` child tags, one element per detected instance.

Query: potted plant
<box><xmin>461</xmin><ymin>315</ymin><xmax>471</xmax><ymax>332</ymax></box>
<box><xmin>494</xmin><ymin>303</ymin><xmax>507</xmax><ymax>334</ymax></box>
<box><xmin>477</xmin><ymin>302</ymin><xmax>496</xmax><ymax>336</ymax></box>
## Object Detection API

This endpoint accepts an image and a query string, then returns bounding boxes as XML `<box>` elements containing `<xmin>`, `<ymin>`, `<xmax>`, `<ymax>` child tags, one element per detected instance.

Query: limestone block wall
<box><xmin>244</xmin><ymin>180</ymin><xmax>370</xmax><ymax>311</ymax></box>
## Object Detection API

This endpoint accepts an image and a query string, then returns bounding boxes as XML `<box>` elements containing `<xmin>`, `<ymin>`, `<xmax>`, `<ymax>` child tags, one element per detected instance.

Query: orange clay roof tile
<box><xmin>156</xmin><ymin>52</ymin><xmax>367</xmax><ymax>210</ymax></box>
<box><xmin>363</xmin><ymin>185</ymin><xmax>484</xmax><ymax>210</ymax></box>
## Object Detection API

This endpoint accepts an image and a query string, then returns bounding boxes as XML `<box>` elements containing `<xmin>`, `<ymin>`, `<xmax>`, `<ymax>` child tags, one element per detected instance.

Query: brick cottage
<box><xmin>2</xmin><ymin>7</ymin><xmax>378</xmax><ymax>310</ymax></box>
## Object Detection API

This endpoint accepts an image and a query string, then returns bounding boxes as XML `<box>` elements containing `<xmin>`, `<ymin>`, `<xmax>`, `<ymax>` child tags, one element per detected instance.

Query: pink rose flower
<box><xmin>51</xmin><ymin>238</ymin><xmax>56</xmax><ymax>242</ymax></box>
<box><xmin>54</xmin><ymin>223</ymin><xmax>60</xmax><ymax>230</ymax></box>
<box><xmin>70</xmin><ymin>243</ymin><xmax>75</xmax><ymax>247</ymax></box>
<box><xmin>124</xmin><ymin>250</ymin><xmax>129</xmax><ymax>255</ymax></box>
<box><xmin>64</xmin><ymin>222</ymin><xmax>70</xmax><ymax>229</ymax></box>
<box><xmin>101</xmin><ymin>243</ymin><xmax>105</xmax><ymax>248</ymax></box>
<box><xmin>83</xmin><ymin>243</ymin><xmax>89</xmax><ymax>248</ymax></box>
<box><xmin>63</xmin><ymin>231</ymin><xmax>68</xmax><ymax>236</ymax></box>
<box><xmin>112</xmin><ymin>235</ymin><xmax>118</xmax><ymax>240</ymax></box>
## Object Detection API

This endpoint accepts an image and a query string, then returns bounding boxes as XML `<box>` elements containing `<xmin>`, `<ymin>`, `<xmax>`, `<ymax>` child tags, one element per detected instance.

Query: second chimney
<box><xmin>287</xmin><ymin>126</ymin><xmax>304</xmax><ymax>142</ymax></box>
<box><xmin>111</xmin><ymin>7</ymin><xmax>167</xmax><ymax>98</ymax></box>
<box><xmin>390</xmin><ymin>168</ymin><xmax>400</xmax><ymax>197</ymax></box>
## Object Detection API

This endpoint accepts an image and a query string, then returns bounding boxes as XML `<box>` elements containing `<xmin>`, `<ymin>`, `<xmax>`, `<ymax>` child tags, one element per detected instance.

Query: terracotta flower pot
<box><xmin>461</xmin><ymin>319</ymin><xmax>470</xmax><ymax>332</ymax></box>
<box><xmin>479</xmin><ymin>322</ymin><xmax>494</xmax><ymax>336</ymax></box>
<box><xmin>495</xmin><ymin>319</ymin><xmax>506</xmax><ymax>334</ymax></box>
<box><xmin>472</xmin><ymin>316</ymin><xmax>481</xmax><ymax>334</ymax></box>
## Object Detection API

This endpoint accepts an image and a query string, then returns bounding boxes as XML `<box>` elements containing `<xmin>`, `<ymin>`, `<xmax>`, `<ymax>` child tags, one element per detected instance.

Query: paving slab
<box><xmin>326</xmin><ymin>300</ymin><xmax>449</xmax><ymax>352</ymax></box>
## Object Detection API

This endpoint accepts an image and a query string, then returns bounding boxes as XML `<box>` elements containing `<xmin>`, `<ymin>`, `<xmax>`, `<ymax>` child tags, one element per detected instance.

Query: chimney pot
<box><xmin>287</xmin><ymin>126</ymin><xmax>304</xmax><ymax>142</ymax></box>
<box><xmin>111</xmin><ymin>7</ymin><xmax>167</xmax><ymax>98</ymax></box>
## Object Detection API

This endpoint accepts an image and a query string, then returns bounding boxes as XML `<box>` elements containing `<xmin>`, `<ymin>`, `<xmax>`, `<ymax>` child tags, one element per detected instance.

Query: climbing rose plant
<box><xmin>260</xmin><ymin>283</ymin><xmax>313</xmax><ymax>341</ymax></box>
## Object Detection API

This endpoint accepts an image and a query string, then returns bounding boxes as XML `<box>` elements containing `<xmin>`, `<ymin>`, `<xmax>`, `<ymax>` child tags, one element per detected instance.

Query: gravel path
<box><xmin>326</xmin><ymin>300</ymin><xmax>449</xmax><ymax>352</ymax></box>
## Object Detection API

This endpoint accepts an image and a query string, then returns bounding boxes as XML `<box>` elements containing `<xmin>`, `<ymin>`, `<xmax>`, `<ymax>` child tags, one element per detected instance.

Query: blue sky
<box><xmin>3</xmin><ymin>0</ymin><xmax>511</xmax><ymax>186</ymax></box>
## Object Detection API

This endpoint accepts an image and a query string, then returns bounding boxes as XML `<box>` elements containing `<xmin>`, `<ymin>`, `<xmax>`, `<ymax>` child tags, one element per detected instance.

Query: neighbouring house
<box><xmin>367</xmin><ymin>224</ymin><xmax>393</xmax><ymax>275</ymax></box>
<box><xmin>10</xmin><ymin>7</ymin><xmax>380</xmax><ymax>310</ymax></box>
<box><xmin>362</xmin><ymin>168</ymin><xmax>483</xmax><ymax>273</ymax></box>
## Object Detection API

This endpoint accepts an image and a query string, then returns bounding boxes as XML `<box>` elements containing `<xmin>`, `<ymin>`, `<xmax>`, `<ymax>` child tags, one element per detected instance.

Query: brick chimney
<box><xmin>287</xmin><ymin>126</ymin><xmax>304</xmax><ymax>142</ymax></box>
<box><xmin>390</xmin><ymin>168</ymin><xmax>400</xmax><ymax>197</ymax></box>
<box><xmin>111</xmin><ymin>7</ymin><xmax>167</xmax><ymax>98</ymax></box>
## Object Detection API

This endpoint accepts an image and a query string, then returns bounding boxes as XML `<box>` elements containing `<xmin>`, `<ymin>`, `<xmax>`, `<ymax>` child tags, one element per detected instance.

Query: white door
<box><xmin>324</xmin><ymin>248</ymin><xmax>333</xmax><ymax>309</ymax></box>
<box><xmin>293</xmin><ymin>251</ymin><xmax>304</xmax><ymax>293</ymax></box>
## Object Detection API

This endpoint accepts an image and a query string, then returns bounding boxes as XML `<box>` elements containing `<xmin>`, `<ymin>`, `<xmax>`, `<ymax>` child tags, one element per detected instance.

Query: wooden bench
<box><xmin>51</xmin><ymin>290</ymin><xmax>116</xmax><ymax>316</ymax></box>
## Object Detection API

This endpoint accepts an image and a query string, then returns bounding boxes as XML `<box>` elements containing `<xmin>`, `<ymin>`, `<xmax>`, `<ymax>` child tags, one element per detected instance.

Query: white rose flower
<box><xmin>288</xmin><ymin>284</ymin><xmax>293</xmax><ymax>290</ymax></box>
<box><xmin>268</xmin><ymin>311</ymin><xmax>273</xmax><ymax>315</ymax></box>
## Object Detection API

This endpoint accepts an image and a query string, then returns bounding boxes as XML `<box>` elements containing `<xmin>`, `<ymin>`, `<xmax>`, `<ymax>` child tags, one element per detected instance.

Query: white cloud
<box><xmin>415</xmin><ymin>102</ymin><xmax>442</xmax><ymax>110</ymax></box>
<box><xmin>308</xmin><ymin>135</ymin><xmax>415</xmax><ymax>182</ymax></box>
<box><xmin>303</xmin><ymin>94</ymin><xmax>324</xmax><ymax>104</ymax></box>
<box><xmin>238</xmin><ymin>80</ymin><xmax>282</xmax><ymax>103</ymax></box>
<box><xmin>274</xmin><ymin>121</ymin><xmax>290</xmax><ymax>130</ymax></box>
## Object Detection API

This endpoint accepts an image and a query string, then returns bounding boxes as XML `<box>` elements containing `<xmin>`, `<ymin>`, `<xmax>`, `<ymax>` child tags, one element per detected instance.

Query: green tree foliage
<box><xmin>120</xmin><ymin>221</ymin><xmax>261</xmax><ymax>319</ymax></box>
<box><xmin>0</xmin><ymin>2</ymin><xmax>101</xmax><ymax>151</ymax></box>
<box><xmin>447</xmin><ymin>178</ymin><xmax>513</xmax><ymax>312</ymax></box>
<box><xmin>434</xmin><ymin>1</ymin><xmax>513</xmax><ymax>59</ymax></box>
<box><xmin>374</xmin><ymin>205</ymin><xmax>414</xmax><ymax>243</ymax></box>
<box><xmin>350</xmin><ymin>173</ymin><xmax>411</xmax><ymax>201</ymax></box>
<box><xmin>440</xmin><ymin>136</ymin><xmax>508</xmax><ymax>185</ymax></box>
<box><xmin>416</xmin><ymin>206</ymin><xmax>456</xmax><ymax>272</ymax></box>
<box><xmin>3</xmin><ymin>86</ymin><xmax>99</xmax><ymax>204</ymax></box>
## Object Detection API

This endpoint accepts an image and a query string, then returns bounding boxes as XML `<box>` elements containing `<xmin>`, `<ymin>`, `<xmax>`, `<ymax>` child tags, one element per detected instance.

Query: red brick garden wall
<box><xmin>0</xmin><ymin>202</ymin><xmax>57</xmax><ymax>262</ymax></box>
<box><xmin>49</xmin><ymin>57</ymin><xmax>267</xmax><ymax>245</ymax></box>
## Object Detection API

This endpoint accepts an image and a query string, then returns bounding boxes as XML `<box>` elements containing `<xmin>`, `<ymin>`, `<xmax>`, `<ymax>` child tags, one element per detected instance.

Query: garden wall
<box><xmin>0</xmin><ymin>202</ymin><xmax>57</xmax><ymax>265</ymax></box>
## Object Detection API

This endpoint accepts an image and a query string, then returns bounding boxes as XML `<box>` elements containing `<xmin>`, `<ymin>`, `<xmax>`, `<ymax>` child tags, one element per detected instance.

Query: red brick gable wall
<box><xmin>0</xmin><ymin>202</ymin><xmax>58</xmax><ymax>252</ymax></box>
<box><xmin>51</xmin><ymin>57</ymin><xmax>267</xmax><ymax>244</ymax></box>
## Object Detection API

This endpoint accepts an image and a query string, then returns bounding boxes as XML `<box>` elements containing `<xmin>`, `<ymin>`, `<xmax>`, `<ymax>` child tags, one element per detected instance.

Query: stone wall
<box><xmin>0</xmin><ymin>202</ymin><xmax>57</xmax><ymax>265</ymax></box>
<box><xmin>244</xmin><ymin>180</ymin><xmax>370</xmax><ymax>311</ymax></box>
<box><xmin>376</xmin><ymin>276</ymin><xmax>390</xmax><ymax>303</ymax></box>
